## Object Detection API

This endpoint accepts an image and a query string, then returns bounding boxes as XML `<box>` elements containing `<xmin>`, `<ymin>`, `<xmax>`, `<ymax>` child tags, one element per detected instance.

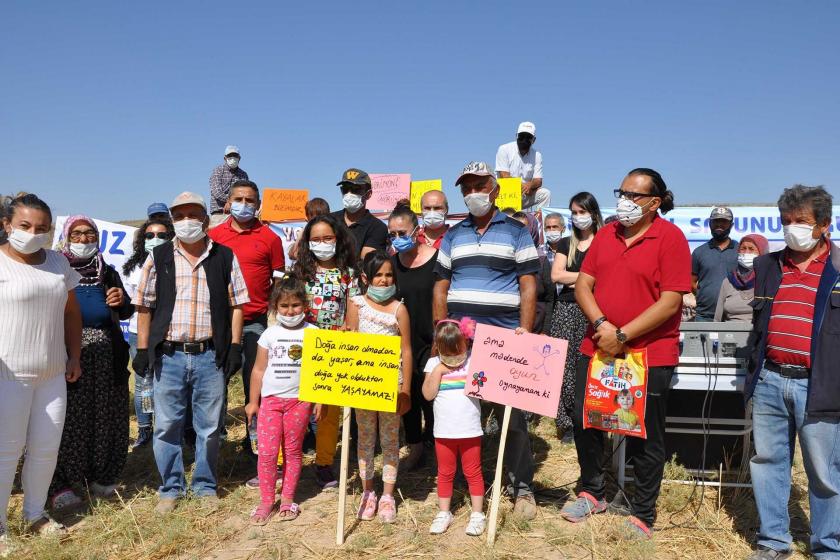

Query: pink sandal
<box><xmin>278</xmin><ymin>503</ymin><xmax>300</xmax><ymax>521</ymax></box>
<box><xmin>249</xmin><ymin>503</ymin><xmax>276</xmax><ymax>526</ymax></box>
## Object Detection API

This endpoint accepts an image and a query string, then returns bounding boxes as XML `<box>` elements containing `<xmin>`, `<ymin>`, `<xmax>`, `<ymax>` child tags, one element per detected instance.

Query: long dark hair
<box><xmin>360</xmin><ymin>250</ymin><xmax>395</xmax><ymax>295</ymax></box>
<box><xmin>567</xmin><ymin>191</ymin><xmax>604</xmax><ymax>268</ymax></box>
<box><xmin>627</xmin><ymin>168</ymin><xmax>675</xmax><ymax>214</ymax></box>
<box><xmin>292</xmin><ymin>214</ymin><xmax>358</xmax><ymax>280</ymax></box>
<box><xmin>122</xmin><ymin>217</ymin><xmax>175</xmax><ymax>275</ymax></box>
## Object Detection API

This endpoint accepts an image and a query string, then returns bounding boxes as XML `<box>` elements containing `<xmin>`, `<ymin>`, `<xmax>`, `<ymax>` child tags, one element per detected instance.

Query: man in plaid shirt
<box><xmin>132</xmin><ymin>192</ymin><xmax>249</xmax><ymax>514</ymax></box>
<box><xmin>209</xmin><ymin>145</ymin><xmax>249</xmax><ymax>228</ymax></box>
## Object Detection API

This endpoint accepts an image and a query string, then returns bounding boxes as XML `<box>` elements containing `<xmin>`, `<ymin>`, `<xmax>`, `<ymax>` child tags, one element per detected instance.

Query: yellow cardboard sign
<box><xmin>298</xmin><ymin>329</ymin><xmax>401</xmax><ymax>413</ymax></box>
<box><xmin>496</xmin><ymin>177</ymin><xmax>522</xmax><ymax>211</ymax></box>
<box><xmin>409</xmin><ymin>179</ymin><xmax>443</xmax><ymax>213</ymax></box>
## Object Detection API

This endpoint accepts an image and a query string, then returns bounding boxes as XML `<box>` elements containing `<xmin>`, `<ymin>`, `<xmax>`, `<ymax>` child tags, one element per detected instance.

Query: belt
<box><xmin>163</xmin><ymin>339</ymin><xmax>214</xmax><ymax>354</ymax></box>
<box><xmin>765</xmin><ymin>361</ymin><xmax>810</xmax><ymax>379</ymax></box>
<box><xmin>210</xmin><ymin>210</ymin><xmax>224</xmax><ymax>215</ymax></box>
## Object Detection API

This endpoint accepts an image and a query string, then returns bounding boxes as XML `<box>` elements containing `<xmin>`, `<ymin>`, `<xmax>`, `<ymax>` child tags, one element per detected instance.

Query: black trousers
<box><xmin>403</xmin><ymin>368</ymin><xmax>434</xmax><ymax>445</ymax></box>
<box><xmin>572</xmin><ymin>355</ymin><xmax>674</xmax><ymax>527</ymax></box>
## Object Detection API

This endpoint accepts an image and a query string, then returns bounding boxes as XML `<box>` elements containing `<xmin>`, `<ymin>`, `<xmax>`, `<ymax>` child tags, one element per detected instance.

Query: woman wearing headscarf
<box><xmin>49</xmin><ymin>216</ymin><xmax>134</xmax><ymax>512</ymax></box>
<box><xmin>714</xmin><ymin>234</ymin><xmax>769</xmax><ymax>322</ymax></box>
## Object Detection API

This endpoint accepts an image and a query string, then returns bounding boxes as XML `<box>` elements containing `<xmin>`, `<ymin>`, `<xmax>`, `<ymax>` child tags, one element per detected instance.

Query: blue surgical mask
<box><xmin>366</xmin><ymin>284</ymin><xmax>396</xmax><ymax>303</ymax></box>
<box><xmin>391</xmin><ymin>228</ymin><xmax>417</xmax><ymax>253</ymax></box>
<box><xmin>230</xmin><ymin>201</ymin><xmax>256</xmax><ymax>222</ymax></box>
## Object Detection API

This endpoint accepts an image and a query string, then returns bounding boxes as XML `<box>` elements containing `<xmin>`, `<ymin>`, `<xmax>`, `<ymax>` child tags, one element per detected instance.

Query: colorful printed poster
<box><xmin>409</xmin><ymin>179</ymin><xmax>442</xmax><ymax>213</ymax></box>
<box><xmin>298</xmin><ymin>329</ymin><xmax>401</xmax><ymax>413</ymax></box>
<box><xmin>583</xmin><ymin>350</ymin><xmax>649</xmax><ymax>439</ymax></box>
<box><xmin>495</xmin><ymin>177</ymin><xmax>523</xmax><ymax>211</ymax></box>
<box><xmin>369</xmin><ymin>173</ymin><xmax>411</xmax><ymax>212</ymax></box>
<box><xmin>260</xmin><ymin>189</ymin><xmax>309</xmax><ymax>222</ymax></box>
<box><xmin>464</xmin><ymin>324</ymin><xmax>567</xmax><ymax>417</ymax></box>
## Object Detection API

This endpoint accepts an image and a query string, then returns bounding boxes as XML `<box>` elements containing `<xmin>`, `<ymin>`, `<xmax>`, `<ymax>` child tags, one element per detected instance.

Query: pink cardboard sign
<box><xmin>465</xmin><ymin>324</ymin><xmax>568</xmax><ymax>417</ymax></box>
<box><xmin>369</xmin><ymin>173</ymin><xmax>411</xmax><ymax>212</ymax></box>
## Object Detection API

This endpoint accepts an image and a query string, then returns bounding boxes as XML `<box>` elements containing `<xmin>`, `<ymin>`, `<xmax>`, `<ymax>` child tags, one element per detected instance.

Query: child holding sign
<box><xmin>345</xmin><ymin>251</ymin><xmax>412</xmax><ymax>524</ymax></box>
<box><xmin>245</xmin><ymin>275</ymin><xmax>324</xmax><ymax>525</ymax></box>
<box><xmin>422</xmin><ymin>318</ymin><xmax>486</xmax><ymax>536</ymax></box>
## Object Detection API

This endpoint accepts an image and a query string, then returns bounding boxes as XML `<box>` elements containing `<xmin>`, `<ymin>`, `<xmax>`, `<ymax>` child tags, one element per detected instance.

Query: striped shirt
<box><xmin>435</xmin><ymin>210</ymin><xmax>540</xmax><ymax>329</ymax></box>
<box><xmin>765</xmin><ymin>247</ymin><xmax>829</xmax><ymax>367</ymax></box>
<box><xmin>132</xmin><ymin>240</ymin><xmax>250</xmax><ymax>342</ymax></box>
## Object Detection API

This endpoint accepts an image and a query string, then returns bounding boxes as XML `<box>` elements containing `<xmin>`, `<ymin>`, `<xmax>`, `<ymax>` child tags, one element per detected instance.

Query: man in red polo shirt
<box><xmin>209</xmin><ymin>180</ymin><xmax>285</xmax><ymax>447</ymax></box>
<box><xmin>559</xmin><ymin>168</ymin><xmax>691</xmax><ymax>539</ymax></box>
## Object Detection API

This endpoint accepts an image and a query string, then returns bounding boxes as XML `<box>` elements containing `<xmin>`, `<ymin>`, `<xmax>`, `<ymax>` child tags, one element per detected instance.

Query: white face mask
<box><xmin>737</xmin><ymin>252</ymin><xmax>758</xmax><ymax>270</ymax></box>
<box><xmin>173</xmin><ymin>219</ymin><xmax>206</xmax><ymax>244</ymax></box>
<box><xmin>309</xmin><ymin>241</ymin><xmax>336</xmax><ymax>261</ymax></box>
<box><xmin>572</xmin><ymin>213</ymin><xmax>593</xmax><ymax>231</ymax></box>
<box><xmin>70</xmin><ymin>242</ymin><xmax>98</xmax><ymax>259</ymax></box>
<box><xmin>277</xmin><ymin>312</ymin><xmax>306</xmax><ymax>328</ymax></box>
<box><xmin>615</xmin><ymin>198</ymin><xmax>648</xmax><ymax>226</ymax></box>
<box><xmin>545</xmin><ymin>231</ymin><xmax>563</xmax><ymax>244</ymax></box>
<box><xmin>464</xmin><ymin>187</ymin><xmax>496</xmax><ymax>217</ymax></box>
<box><xmin>342</xmin><ymin>192</ymin><xmax>365</xmax><ymax>213</ymax></box>
<box><xmin>7</xmin><ymin>228</ymin><xmax>49</xmax><ymax>255</ymax></box>
<box><xmin>225</xmin><ymin>157</ymin><xmax>239</xmax><ymax>169</ymax></box>
<box><xmin>422</xmin><ymin>210</ymin><xmax>446</xmax><ymax>229</ymax></box>
<box><xmin>783</xmin><ymin>224</ymin><xmax>819</xmax><ymax>253</ymax></box>
<box><xmin>144</xmin><ymin>237</ymin><xmax>167</xmax><ymax>253</ymax></box>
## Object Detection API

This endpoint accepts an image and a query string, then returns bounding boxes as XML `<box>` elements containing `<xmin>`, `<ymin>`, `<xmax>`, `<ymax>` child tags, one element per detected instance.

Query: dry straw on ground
<box><xmin>6</xmin><ymin>379</ymin><xmax>814</xmax><ymax>559</ymax></box>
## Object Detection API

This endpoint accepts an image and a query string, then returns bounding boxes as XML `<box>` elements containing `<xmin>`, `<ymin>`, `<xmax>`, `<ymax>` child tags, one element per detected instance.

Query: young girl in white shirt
<box><xmin>422</xmin><ymin>317</ymin><xmax>486</xmax><ymax>536</ymax></box>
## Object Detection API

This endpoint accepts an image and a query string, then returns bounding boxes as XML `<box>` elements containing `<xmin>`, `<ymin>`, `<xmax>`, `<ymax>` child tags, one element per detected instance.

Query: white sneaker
<box><xmin>429</xmin><ymin>511</ymin><xmax>453</xmax><ymax>534</ymax></box>
<box><xmin>90</xmin><ymin>482</ymin><xmax>118</xmax><ymax>498</ymax></box>
<box><xmin>465</xmin><ymin>512</ymin><xmax>486</xmax><ymax>536</ymax></box>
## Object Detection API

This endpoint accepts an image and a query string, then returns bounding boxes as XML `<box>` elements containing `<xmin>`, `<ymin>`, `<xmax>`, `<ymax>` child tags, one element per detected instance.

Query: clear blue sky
<box><xmin>2</xmin><ymin>1</ymin><xmax>838</xmax><ymax>220</ymax></box>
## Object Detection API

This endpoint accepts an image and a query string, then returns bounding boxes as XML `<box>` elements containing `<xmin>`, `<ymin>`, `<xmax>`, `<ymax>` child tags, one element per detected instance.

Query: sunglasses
<box><xmin>144</xmin><ymin>232</ymin><xmax>171</xmax><ymax>240</ymax></box>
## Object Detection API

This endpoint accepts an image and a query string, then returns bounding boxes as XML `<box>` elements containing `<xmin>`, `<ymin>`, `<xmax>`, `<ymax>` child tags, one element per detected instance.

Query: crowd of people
<box><xmin>0</xmin><ymin>132</ymin><xmax>838</xmax><ymax>558</ymax></box>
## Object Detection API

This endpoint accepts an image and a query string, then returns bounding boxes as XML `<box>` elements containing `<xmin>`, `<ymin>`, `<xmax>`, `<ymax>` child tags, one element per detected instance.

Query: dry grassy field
<box><xmin>5</xmin><ymin>377</ymin><xmax>814</xmax><ymax>560</ymax></box>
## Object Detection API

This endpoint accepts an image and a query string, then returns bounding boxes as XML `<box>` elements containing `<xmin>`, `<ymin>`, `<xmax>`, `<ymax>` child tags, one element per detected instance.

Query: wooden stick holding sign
<box><xmin>336</xmin><ymin>406</ymin><xmax>352</xmax><ymax>545</ymax></box>
<box><xmin>486</xmin><ymin>405</ymin><xmax>512</xmax><ymax>545</ymax></box>
<box><xmin>297</xmin><ymin>328</ymin><xmax>401</xmax><ymax>546</ymax></box>
<box><xmin>464</xmin><ymin>324</ymin><xmax>568</xmax><ymax>545</ymax></box>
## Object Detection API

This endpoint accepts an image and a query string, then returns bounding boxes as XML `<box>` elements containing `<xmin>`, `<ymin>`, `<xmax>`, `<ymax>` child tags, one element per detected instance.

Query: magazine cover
<box><xmin>582</xmin><ymin>349</ymin><xmax>649</xmax><ymax>439</ymax></box>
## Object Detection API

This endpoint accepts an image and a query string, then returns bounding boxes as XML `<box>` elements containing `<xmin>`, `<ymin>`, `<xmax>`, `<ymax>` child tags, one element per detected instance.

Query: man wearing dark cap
<box><xmin>329</xmin><ymin>168</ymin><xmax>388</xmax><ymax>259</ymax></box>
<box><xmin>691</xmin><ymin>206</ymin><xmax>739</xmax><ymax>321</ymax></box>
<box><xmin>147</xmin><ymin>203</ymin><xmax>170</xmax><ymax>221</ymax></box>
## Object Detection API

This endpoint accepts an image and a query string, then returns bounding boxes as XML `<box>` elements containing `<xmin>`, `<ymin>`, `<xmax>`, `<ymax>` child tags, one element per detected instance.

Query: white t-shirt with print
<box><xmin>495</xmin><ymin>141</ymin><xmax>543</xmax><ymax>181</ymax></box>
<box><xmin>257</xmin><ymin>323</ymin><xmax>316</xmax><ymax>398</ymax></box>
<box><xmin>425</xmin><ymin>356</ymin><xmax>483</xmax><ymax>439</ymax></box>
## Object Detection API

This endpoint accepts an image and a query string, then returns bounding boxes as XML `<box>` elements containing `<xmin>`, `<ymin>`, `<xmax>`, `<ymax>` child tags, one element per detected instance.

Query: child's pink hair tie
<box><xmin>436</xmin><ymin>316</ymin><xmax>477</xmax><ymax>340</ymax></box>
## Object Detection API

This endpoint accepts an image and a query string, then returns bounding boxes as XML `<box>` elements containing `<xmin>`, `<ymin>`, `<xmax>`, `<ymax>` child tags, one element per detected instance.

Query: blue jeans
<box><xmin>750</xmin><ymin>367</ymin><xmax>840</xmax><ymax>558</ymax></box>
<box><xmin>153</xmin><ymin>347</ymin><xmax>224</xmax><ymax>498</ymax></box>
<box><xmin>128</xmin><ymin>333</ymin><xmax>153</xmax><ymax>429</ymax></box>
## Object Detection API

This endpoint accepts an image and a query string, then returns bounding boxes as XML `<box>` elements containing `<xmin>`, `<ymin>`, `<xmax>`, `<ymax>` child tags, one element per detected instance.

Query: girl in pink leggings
<box><xmin>245</xmin><ymin>275</ymin><xmax>323</xmax><ymax>525</ymax></box>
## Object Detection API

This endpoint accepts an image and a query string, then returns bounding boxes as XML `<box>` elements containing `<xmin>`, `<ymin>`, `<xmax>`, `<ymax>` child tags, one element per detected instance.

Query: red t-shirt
<box><xmin>579</xmin><ymin>216</ymin><xmax>692</xmax><ymax>367</ymax></box>
<box><xmin>417</xmin><ymin>226</ymin><xmax>448</xmax><ymax>250</ymax></box>
<box><xmin>209</xmin><ymin>219</ymin><xmax>285</xmax><ymax>322</ymax></box>
<box><xmin>765</xmin><ymin>246</ymin><xmax>829</xmax><ymax>368</ymax></box>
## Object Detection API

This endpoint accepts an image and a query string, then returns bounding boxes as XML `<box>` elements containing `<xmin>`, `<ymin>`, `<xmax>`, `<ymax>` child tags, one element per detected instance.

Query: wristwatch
<box><xmin>615</xmin><ymin>328</ymin><xmax>628</xmax><ymax>344</ymax></box>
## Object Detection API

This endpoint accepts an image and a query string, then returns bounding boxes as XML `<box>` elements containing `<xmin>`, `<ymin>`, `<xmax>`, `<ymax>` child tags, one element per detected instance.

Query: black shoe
<box><xmin>746</xmin><ymin>546</ymin><xmax>793</xmax><ymax>560</ymax></box>
<box><xmin>132</xmin><ymin>426</ymin><xmax>153</xmax><ymax>449</ymax></box>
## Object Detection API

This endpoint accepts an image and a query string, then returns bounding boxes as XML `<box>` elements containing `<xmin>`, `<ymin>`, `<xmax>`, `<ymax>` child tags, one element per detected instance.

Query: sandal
<box><xmin>249</xmin><ymin>503</ymin><xmax>276</xmax><ymax>526</ymax></box>
<box><xmin>278</xmin><ymin>503</ymin><xmax>300</xmax><ymax>521</ymax></box>
<box><xmin>27</xmin><ymin>514</ymin><xmax>66</xmax><ymax>536</ymax></box>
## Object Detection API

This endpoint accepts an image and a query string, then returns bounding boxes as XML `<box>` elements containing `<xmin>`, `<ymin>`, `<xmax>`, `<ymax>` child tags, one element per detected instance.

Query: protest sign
<box><xmin>495</xmin><ymin>177</ymin><xmax>522</xmax><ymax>211</ymax></box>
<box><xmin>369</xmin><ymin>173</ymin><xmax>411</xmax><ymax>212</ymax></box>
<box><xmin>409</xmin><ymin>179</ymin><xmax>442</xmax><ymax>213</ymax></box>
<box><xmin>298</xmin><ymin>329</ymin><xmax>401</xmax><ymax>413</ymax></box>
<box><xmin>260</xmin><ymin>189</ymin><xmax>309</xmax><ymax>222</ymax></box>
<box><xmin>465</xmin><ymin>324</ymin><xmax>566</xmax><ymax>417</ymax></box>
<box><xmin>583</xmin><ymin>349</ymin><xmax>649</xmax><ymax>439</ymax></box>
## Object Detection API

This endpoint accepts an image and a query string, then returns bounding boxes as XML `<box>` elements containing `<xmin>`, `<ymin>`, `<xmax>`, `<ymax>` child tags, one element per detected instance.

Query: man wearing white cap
<box><xmin>495</xmin><ymin>122</ymin><xmax>551</xmax><ymax>212</ymax></box>
<box><xmin>209</xmin><ymin>146</ymin><xmax>250</xmax><ymax>228</ymax></box>
<box><xmin>131</xmin><ymin>192</ymin><xmax>250</xmax><ymax>514</ymax></box>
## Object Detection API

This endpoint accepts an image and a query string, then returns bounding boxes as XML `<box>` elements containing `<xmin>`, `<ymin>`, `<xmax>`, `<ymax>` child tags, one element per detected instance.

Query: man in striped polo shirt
<box><xmin>746</xmin><ymin>185</ymin><xmax>840</xmax><ymax>560</ymax></box>
<box><xmin>433</xmin><ymin>161</ymin><xmax>540</xmax><ymax>520</ymax></box>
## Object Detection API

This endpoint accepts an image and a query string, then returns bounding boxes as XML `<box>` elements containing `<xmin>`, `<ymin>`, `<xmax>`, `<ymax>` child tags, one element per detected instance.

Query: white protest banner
<box><xmin>268</xmin><ymin>221</ymin><xmax>306</xmax><ymax>269</ymax></box>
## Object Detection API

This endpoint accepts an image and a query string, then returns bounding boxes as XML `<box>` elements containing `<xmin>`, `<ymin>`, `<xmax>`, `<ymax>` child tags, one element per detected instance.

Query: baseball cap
<box><xmin>710</xmin><ymin>206</ymin><xmax>733</xmax><ymax>221</ymax></box>
<box><xmin>517</xmin><ymin>121</ymin><xmax>536</xmax><ymax>137</ymax></box>
<box><xmin>336</xmin><ymin>168</ymin><xmax>372</xmax><ymax>187</ymax></box>
<box><xmin>224</xmin><ymin>145</ymin><xmax>240</xmax><ymax>157</ymax></box>
<box><xmin>170</xmin><ymin>191</ymin><xmax>207</xmax><ymax>211</ymax></box>
<box><xmin>455</xmin><ymin>161</ymin><xmax>495</xmax><ymax>186</ymax></box>
<box><xmin>147</xmin><ymin>202</ymin><xmax>169</xmax><ymax>217</ymax></box>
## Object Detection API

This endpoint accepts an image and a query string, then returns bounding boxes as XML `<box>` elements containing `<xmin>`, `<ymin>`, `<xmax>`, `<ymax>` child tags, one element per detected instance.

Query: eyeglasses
<box><xmin>613</xmin><ymin>189</ymin><xmax>653</xmax><ymax>202</ymax></box>
<box><xmin>69</xmin><ymin>229</ymin><xmax>97</xmax><ymax>241</ymax></box>
<box><xmin>387</xmin><ymin>228</ymin><xmax>416</xmax><ymax>240</ymax></box>
<box><xmin>144</xmin><ymin>232</ymin><xmax>170</xmax><ymax>240</ymax></box>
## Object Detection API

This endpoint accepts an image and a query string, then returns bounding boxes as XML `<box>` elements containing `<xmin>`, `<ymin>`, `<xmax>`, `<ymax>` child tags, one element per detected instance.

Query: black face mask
<box><xmin>711</xmin><ymin>226</ymin><xmax>731</xmax><ymax>241</ymax></box>
<box><xmin>517</xmin><ymin>136</ymin><xmax>534</xmax><ymax>154</ymax></box>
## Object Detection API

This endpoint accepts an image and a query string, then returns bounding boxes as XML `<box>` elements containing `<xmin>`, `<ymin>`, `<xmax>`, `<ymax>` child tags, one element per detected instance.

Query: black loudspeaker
<box><xmin>664</xmin><ymin>389</ymin><xmax>747</xmax><ymax>472</ymax></box>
